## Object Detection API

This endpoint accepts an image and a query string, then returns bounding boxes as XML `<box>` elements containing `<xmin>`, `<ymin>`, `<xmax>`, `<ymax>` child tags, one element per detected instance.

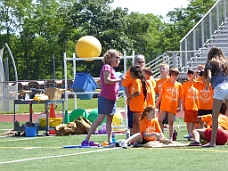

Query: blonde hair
<box><xmin>140</xmin><ymin>105</ymin><xmax>155</xmax><ymax>121</ymax></box>
<box><xmin>160</xmin><ymin>62</ymin><xmax>169</xmax><ymax>70</ymax></box>
<box><xmin>198</xmin><ymin>64</ymin><xmax>205</xmax><ymax>68</ymax></box>
<box><xmin>102</xmin><ymin>49</ymin><xmax>122</xmax><ymax>64</ymax></box>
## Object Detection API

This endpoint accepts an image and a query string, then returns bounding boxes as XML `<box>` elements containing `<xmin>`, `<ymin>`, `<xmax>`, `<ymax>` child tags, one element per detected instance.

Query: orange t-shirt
<box><xmin>122</xmin><ymin>69</ymin><xmax>138</xmax><ymax>105</ymax></box>
<box><xmin>194</xmin><ymin>81</ymin><xmax>213</xmax><ymax>110</ymax></box>
<box><xmin>140</xmin><ymin>117</ymin><xmax>162</xmax><ymax>141</ymax></box>
<box><xmin>154</xmin><ymin>77</ymin><xmax>170</xmax><ymax>95</ymax></box>
<box><xmin>160</xmin><ymin>80</ymin><xmax>182</xmax><ymax>114</ymax></box>
<box><xmin>146</xmin><ymin>77</ymin><xmax>156</xmax><ymax>107</ymax></box>
<box><xmin>195</xmin><ymin>77</ymin><xmax>203</xmax><ymax>82</ymax></box>
<box><xmin>182</xmin><ymin>81</ymin><xmax>199</xmax><ymax>111</ymax></box>
<box><xmin>201</xmin><ymin>114</ymin><xmax>228</xmax><ymax>130</ymax></box>
<box><xmin>122</xmin><ymin>70</ymin><xmax>135</xmax><ymax>90</ymax></box>
<box><xmin>129</xmin><ymin>79</ymin><xmax>147</xmax><ymax>112</ymax></box>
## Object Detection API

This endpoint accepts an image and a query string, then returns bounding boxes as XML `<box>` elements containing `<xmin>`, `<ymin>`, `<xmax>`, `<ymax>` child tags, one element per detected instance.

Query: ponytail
<box><xmin>130</xmin><ymin>66</ymin><xmax>148</xmax><ymax>101</ymax></box>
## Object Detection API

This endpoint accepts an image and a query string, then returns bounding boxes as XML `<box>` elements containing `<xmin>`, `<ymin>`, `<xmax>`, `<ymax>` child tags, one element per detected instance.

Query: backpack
<box><xmin>74</xmin><ymin>116</ymin><xmax>92</xmax><ymax>134</ymax></box>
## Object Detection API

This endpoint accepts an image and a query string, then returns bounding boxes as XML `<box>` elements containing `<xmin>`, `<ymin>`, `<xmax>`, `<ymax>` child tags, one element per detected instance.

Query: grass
<box><xmin>1</xmin><ymin>121</ymin><xmax>228</xmax><ymax>171</ymax></box>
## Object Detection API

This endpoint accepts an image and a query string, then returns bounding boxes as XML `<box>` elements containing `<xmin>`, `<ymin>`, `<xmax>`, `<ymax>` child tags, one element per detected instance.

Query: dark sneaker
<box><xmin>189</xmin><ymin>141</ymin><xmax>201</xmax><ymax>146</ymax></box>
<box><xmin>133</xmin><ymin>142</ymin><xmax>142</xmax><ymax>148</ymax></box>
<box><xmin>188</xmin><ymin>135</ymin><xmax>194</xmax><ymax>141</ymax></box>
<box><xmin>81</xmin><ymin>140</ymin><xmax>89</xmax><ymax>146</ymax></box>
<box><xmin>172</xmin><ymin>130</ymin><xmax>178</xmax><ymax>141</ymax></box>
<box><xmin>108</xmin><ymin>142</ymin><xmax>116</xmax><ymax>148</ymax></box>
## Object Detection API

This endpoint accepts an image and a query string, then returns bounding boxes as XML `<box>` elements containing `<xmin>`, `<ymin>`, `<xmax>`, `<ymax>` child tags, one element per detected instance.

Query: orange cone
<box><xmin>49</xmin><ymin>103</ymin><xmax>56</xmax><ymax>118</ymax></box>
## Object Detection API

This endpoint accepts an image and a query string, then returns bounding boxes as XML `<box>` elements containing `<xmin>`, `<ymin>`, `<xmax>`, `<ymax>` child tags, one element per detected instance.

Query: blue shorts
<box><xmin>214</xmin><ymin>82</ymin><xmax>228</xmax><ymax>100</ymax></box>
<box><xmin>127</xmin><ymin>105</ymin><xmax>133</xmax><ymax>128</ymax></box>
<box><xmin>98</xmin><ymin>96</ymin><xmax>116</xmax><ymax>115</ymax></box>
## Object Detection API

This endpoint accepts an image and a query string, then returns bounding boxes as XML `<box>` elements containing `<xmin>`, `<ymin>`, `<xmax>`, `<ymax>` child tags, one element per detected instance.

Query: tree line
<box><xmin>0</xmin><ymin>0</ymin><xmax>216</xmax><ymax>80</ymax></box>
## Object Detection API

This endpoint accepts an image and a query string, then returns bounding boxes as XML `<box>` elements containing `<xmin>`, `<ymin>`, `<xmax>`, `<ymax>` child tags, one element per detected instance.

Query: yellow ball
<box><xmin>112</xmin><ymin>111</ymin><xmax>123</xmax><ymax>126</ymax></box>
<box><xmin>75</xmin><ymin>36</ymin><xmax>102</xmax><ymax>59</ymax></box>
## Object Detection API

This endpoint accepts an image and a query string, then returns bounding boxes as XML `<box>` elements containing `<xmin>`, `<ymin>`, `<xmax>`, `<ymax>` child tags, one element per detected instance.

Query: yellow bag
<box><xmin>33</xmin><ymin>94</ymin><xmax>49</xmax><ymax>101</ymax></box>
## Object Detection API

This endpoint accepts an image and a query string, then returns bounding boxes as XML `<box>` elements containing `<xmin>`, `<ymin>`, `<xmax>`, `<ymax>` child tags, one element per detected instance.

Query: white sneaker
<box><xmin>121</xmin><ymin>141</ymin><xmax>128</xmax><ymax>149</ymax></box>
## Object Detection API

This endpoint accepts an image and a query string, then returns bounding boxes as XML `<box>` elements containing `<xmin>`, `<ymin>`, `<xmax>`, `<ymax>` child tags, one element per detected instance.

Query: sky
<box><xmin>110</xmin><ymin>0</ymin><xmax>189</xmax><ymax>18</ymax></box>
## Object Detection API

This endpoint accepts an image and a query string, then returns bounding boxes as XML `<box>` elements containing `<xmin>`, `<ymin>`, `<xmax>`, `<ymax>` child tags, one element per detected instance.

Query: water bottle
<box><xmin>126</xmin><ymin>129</ymin><xmax>130</xmax><ymax>139</ymax></box>
<box><xmin>112</xmin><ymin>131</ymin><xmax>116</xmax><ymax>143</ymax></box>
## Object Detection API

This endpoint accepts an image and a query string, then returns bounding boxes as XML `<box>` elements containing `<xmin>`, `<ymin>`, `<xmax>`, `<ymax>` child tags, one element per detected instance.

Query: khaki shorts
<box><xmin>158</xmin><ymin>110</ymin><xmax>176</xmax><ymax>122</ymax></box>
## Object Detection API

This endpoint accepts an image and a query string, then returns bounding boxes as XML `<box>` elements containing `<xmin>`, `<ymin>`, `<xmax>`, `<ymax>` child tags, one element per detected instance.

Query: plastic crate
<box><xmin>72</xmin><ymin>73</ymin><xmax>98</xmax><ymax>100</ymax></box>
<box><xmin>25</xmin><ymin>126</ymin><xmax>37</xmax><ymax>137</ymax></box>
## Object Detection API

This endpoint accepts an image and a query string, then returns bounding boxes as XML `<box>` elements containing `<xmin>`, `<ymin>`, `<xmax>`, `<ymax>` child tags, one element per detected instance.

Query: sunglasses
<box><xmin>137</xmin><ymin>61</ymin><xmax>145</xmax><ymax>64</ymax></box>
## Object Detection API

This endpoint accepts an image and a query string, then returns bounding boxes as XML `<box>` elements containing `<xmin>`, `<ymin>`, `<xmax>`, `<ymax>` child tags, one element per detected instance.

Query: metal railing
<box><xmin>180</xmin><ymin>0</ymin><xmax>228</xmax><ymax>68</ymax></box>
<box><xmin>146</xmin><ymin>51</ymin><xmax>186</xmax><ymax>78</ymax></box>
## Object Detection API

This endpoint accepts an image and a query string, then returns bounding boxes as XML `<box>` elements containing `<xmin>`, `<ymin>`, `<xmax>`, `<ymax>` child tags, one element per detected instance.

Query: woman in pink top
<box><xmin>81</xmin><ymin>49</ymin><xmax>123</xmax><ymax>147</ymax></box>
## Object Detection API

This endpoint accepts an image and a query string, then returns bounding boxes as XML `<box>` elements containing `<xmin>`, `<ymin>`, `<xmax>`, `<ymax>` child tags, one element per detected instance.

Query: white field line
<box><xmin>23</xmin><ymin>147</ymin><xmax>41</xmax><ymax>150</ymax></box>
<box><xmin>0</xmin><ymin>136</ymin><xmax>53</xmax><ymax>142</ymax></box>
<box><xmin>0</xmin><ymin>148</ymin><xmax>118</xmax><ymax>165</ymax></box>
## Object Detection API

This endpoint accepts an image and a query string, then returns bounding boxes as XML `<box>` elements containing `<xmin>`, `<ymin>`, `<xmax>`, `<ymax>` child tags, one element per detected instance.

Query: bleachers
<box><xmin>185</xmin><ymin>19</ymin><xmax>228</xmax><ymax>71</ymax></box>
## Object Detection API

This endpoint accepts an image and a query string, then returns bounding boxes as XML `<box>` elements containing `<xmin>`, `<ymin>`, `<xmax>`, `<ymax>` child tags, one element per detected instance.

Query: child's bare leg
<box><xmin>159</xmin><ymin>121</ymin><xmax>164</xmax><ymax>133</ymax></box>
<box><xmin>168</xmin><ymin>121</ymin><xmax>174</xmax><ymax>140</ymax></box>
<box><xmin>158</xmin><ymin>110</ymin><xmax>165</xmax><ymax>133</ymax></box>
<box><xmin>121</xmin><ymin>133</ymin><xmax>142</xmax><ymax>148</ymax></box>
<box><xmin>225</xmin><ymin>99</ymin><xmax>228</xmax><ymax>115</ymax></box>
<box><xmin>133</xmin><ymin>112</ymin><xmax>141</xmax><ymax>134</ymax></box>
<box><xmin>187</xmin><ymin>122</ymin><xmax>191</xmax><ymax>135</ymax></box>
<box><xmin>187</xmin><ymin>122</ymin><xmax>195</xmax><ymax>137</ymax></box>
<box><xmin>203</xmin><ymin>99</ymin><xmax>222</xmax><ymax>147</ymax></box>
<box><xmin>125</xmin><ymin>133</ymin><xmax>142</xmax><ymax>144</ymax></box>
<box><xmin>192</xmin><ymin>129</ymin><xmax>206</xmax><ymax>142</ymax></box>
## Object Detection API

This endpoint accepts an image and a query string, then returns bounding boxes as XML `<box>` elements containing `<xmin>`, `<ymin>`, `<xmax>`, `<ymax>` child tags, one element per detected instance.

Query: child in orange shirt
<box><xmin>121</xmin><ymin>106</ymin><xmax>170</xmax><ymax>148</ymax></box>
<box><xmin>121</xmin><ymin>55</ymin><xmax>145</xmax><ymax>135</ymax></box>
<box><xmin>182</xmin><ymin>69</ymin><xmax>199</xmax><ymax>141</ymax></box>
<box><xmin>194</xmin><ymin>73</ymin><xmax>213</xmax><ymax>128</ymax></box>
<box><xmin>142</xmin><ymin>67</ymin><xmax>156</xmax><ymax>107</ymax></box>
<box><xmin>195</xmin><ymin>64</ymin><xmax>205</xmax><ymax>81</ymax></box>
<box><xmin>189</xmin><ymin>102</ymin><xmax>228</xmax><ymax>146</ymax></box>
<box><xmin>154</xmin><ymin>62</ymin><xmax>170</xmax><ymax>132</ymax></box>
<box><xmin>156</xmin><ymin>68</ymin><xmax>182</xmax><ymax>140</ymax></box>
<box><xmin>128</xmin><ymin>65</ymin><xmax>148</xmax><ymax>134</ymax></box>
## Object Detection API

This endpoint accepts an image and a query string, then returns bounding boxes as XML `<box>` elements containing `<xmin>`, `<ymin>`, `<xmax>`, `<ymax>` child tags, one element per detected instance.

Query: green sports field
<box><xmin>0</xmin><ymin>121</ymin><xmax>228</xmax><ymax>171</ymax></box>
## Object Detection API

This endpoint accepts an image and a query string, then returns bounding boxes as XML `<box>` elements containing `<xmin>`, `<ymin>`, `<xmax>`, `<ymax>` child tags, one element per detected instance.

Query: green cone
<box><xmin>64</xmin><ymin>110</ymin><xmax>69</xmax><ymax>124</ymax></box>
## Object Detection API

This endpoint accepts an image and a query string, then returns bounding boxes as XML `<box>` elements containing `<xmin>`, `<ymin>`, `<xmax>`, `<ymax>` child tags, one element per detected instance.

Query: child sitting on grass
<box><xmin>121</xmin><ymin>105</ymin><xmax>170</xmax><ymax>148</ymax></box>
<box><xmin>189</xmin><ymin>102</ymin><xmax>228</xmax><ymax>146</ymax></box>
